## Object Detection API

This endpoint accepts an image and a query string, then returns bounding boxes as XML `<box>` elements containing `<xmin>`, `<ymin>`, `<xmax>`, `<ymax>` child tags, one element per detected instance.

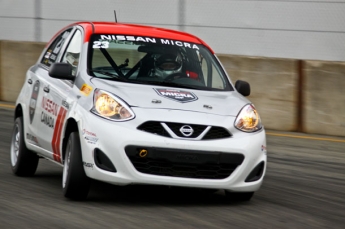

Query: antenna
<box><xmin>114</xmin><ymin>10</ymin><xmax>117</xmax><ymax>23</ymax></box>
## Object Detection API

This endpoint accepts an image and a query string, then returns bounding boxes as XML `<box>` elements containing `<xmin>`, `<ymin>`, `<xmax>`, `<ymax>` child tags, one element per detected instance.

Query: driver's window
<box><xmin>41</xmin><ymin>29</ymin><xmax>72</xmax><ymax>68</ymax></box>
<box><xmin>62</xmin><ymin>30</ymin><xmax>82</xmax><ymax>76</ymax></box>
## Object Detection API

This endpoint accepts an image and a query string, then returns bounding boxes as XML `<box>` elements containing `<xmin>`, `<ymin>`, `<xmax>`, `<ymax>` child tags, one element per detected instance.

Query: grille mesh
<box><xmin>129</xmin><ymin>157</ymin><xmax>238</xmax><ymax>179</ymax></box>
<box><xmin>137</xmin><ymin>121</ymin><xmax>170</xmax><ymax>137</ymax></box>
<box><xmin>125</xmin><ymin>146</ymin><xmax>244</xmax><ymax>179</ymax></box>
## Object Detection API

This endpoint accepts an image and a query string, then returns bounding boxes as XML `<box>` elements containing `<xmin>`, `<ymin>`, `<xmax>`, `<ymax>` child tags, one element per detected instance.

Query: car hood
<box><xmin>90</xmin><ymin>78</ymin><xmax>250</xmax><ymax>116</ymax></box>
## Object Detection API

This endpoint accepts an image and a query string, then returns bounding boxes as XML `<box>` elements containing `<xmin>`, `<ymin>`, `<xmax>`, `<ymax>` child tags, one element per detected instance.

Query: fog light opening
<box><xmin>94</xmin><ymin>148</ymin><xmax>117</xmax><ymax>172</ymax></box>
<box><xmin>245</xmin><ymin>161</ymin><xmax>265</xmax><ymax>182</ymax></box>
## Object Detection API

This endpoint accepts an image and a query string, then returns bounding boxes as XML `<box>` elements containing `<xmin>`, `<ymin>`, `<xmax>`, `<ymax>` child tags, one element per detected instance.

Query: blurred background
<box><xmin>0</xmin><ymin>0</ymin><xmax>344</xmax><ymax>136</ymax></box>
<box><xmin>1</xmin><ymin>0</ymin><xmax>345</xmax><ymax>61</ymax></box>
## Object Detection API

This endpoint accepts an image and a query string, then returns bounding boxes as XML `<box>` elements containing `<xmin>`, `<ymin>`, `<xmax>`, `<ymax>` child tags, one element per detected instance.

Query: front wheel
<box><xmin>10</xmin><ymin>117</ymin><xmax>39</xmax><ymax>176</ymax></box>
<box><xmin>62</xmin><ymin>132</ymin><xmax>90</xmax><ymax>200</ymax></box>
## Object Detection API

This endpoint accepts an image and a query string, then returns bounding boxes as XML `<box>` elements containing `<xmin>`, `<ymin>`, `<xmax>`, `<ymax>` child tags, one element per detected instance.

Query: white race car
<box><xmin>10</xmin><ymin>21</ymin><xmax>267</xmax><ymax>201</ymax></box>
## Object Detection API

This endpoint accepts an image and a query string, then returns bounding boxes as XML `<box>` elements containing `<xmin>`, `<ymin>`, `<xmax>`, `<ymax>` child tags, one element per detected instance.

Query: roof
<box><xmin>49</xmin><ymin>21</ymin><xmax>214</xmax><ymax>53</ymax></box>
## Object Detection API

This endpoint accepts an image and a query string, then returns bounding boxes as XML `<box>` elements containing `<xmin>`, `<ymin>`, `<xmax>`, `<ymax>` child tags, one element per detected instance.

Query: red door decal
<box><xmin>51</xmin><ymin>107</ymin><xmax>67</xmax><ymax>163</ymax></box>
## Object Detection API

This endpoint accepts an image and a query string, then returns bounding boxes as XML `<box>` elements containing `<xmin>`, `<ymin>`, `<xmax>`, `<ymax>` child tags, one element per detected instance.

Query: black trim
<box><xmin>245</xmin><ymin>161</ymin><xmax>265</xmax><ymax>182</ymax></box>
<box><xmin>94</xmin><ymin>148</ymin><xmax>117</xmax><ymax>172</ymax></box>
<box><xmin>125</xmin><ymin>145</ymin><xmax>244</xmax><ymax>179</ymax></box>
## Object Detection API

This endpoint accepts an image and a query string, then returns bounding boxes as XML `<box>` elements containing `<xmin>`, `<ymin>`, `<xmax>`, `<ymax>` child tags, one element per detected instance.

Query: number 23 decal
<box><xmin>93</xmin><ymin>41</ymin><xmax>109</xmax><ymax>48</ymax></box>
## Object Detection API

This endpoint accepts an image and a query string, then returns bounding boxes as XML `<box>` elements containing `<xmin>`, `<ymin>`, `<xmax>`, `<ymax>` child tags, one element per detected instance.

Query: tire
<box><xmin>62</xmin><ymin>132</ymin><xmax>90</xmax><ymax>200</ymax></box>
<box><xmin>10</xmin><ymin>117</ymin><xmax>39</xmax><ymax>176</ymax></box>
<box><xmin>225</xmin><ymin>191</ymin><xmax>254</xmax><ymax>202</ymax></box>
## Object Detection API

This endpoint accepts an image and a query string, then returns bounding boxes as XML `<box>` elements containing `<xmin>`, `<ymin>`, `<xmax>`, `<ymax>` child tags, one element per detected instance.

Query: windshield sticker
<box><xmin>154</xmin><ymin>88</ymin><xmax>198</xmax><ymax>103</ymax></box>
<box><xmin>44</xmin><ymin>50</ymin><xmax>52</xmax><ymax>59</ymax></box>
<box><xmin>96</xmin><ymin>35</ymin><xmax>199</xmax><ymax>50</ymax></box>
<box><xmin>93</xmin><ymin>41</ymin><xmax>109</xmax><ymax>48</ymax></box>
<box><xmin>80</xmin><ymin>84</ymin><xmax>92</xmax><ymax>96</ymax></box>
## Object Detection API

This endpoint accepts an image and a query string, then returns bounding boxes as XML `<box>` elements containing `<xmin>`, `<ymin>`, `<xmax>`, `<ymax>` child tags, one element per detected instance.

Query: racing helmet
<box><xmin>154</xmin><ymin>53</ymin><xmax>182</xmax><ymax>79</ymax></box>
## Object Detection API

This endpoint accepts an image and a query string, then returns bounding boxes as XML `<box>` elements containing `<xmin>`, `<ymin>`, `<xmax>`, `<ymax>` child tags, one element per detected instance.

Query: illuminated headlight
<box><xmin>234</xmin><ymin>104</ymin><xmax>262</xmax><ymax>132</ymax></box>
<box><xmin>91</xmin><ymin>89</ymin><xmax>135</xmax><ymax>121</ymax></box>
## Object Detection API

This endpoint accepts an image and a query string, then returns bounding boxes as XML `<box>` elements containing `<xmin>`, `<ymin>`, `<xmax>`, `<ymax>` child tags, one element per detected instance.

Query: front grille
<box><xmin>137</xmin><ymin>121</ymin><xmax>170</xmax><ymax>137</ymax></box>
<box><xmin>137</xmin><ymin>121</ymin><xmax>231</xmax><ymax>140</ymax></box>
<box><xmin>165</xmin><ymin>122</ymin><xmax>207</xmax><ymax>138</ymax></box>
<box><xmin>125</xmin><ymin>146</ymin><xmax>244</xmax><ymax>179</ymax></box>
<box><xmin>203</xmin><ymin>126</ymin><xmax>231</xmax><ymax>140</ymax></box>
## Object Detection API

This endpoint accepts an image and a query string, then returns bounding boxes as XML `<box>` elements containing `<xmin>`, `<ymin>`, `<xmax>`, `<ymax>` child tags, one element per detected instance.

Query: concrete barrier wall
<box><xmin>0</xmin><ymin>41</ymin><xmax>45</xmax><ymax>101</ymax></box>
<box><xmin>304</xmin><ymin>61</ymin><xmax>345</xmax><ymax>137</ymax></box>
<box><xmin>218</xmin><ymin>55</ymin><xmax>298</xmax><ymax>132</ymax></box>
<box><xmin>0</xmin><ymin>40</ymin><xmax>344</xmax><ymax>137</ymax></box>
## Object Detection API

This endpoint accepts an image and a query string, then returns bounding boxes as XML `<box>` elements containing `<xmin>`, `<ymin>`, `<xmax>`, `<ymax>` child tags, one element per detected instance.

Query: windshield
<box><xmin>88</xmin><ymin>34</ymin><xmax>233</xmax><ymax>91</ymax></box>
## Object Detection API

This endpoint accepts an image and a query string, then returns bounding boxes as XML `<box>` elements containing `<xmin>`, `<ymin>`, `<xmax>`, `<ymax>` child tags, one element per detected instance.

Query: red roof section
<box><xmin>66</xmin><ymin>22</ymin><xmax>214</xmax><ymax>53</ymax></box>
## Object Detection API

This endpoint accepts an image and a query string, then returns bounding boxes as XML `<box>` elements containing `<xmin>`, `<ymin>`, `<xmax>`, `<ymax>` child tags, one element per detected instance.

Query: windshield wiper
<box><xmin>92</xmin><ymin>70</ymin><xmax>128</xmax><ymax>82</ymax></box>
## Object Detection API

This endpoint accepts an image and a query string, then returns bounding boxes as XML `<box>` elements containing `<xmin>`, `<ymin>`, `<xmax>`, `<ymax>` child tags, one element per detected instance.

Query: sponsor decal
<box><xmin>50</xmin><ymin>54</ymin><xmax>57</xmax><ymax>61</ymax></box>
<box><xmin>44</xmin><ymin>50</ymin><xmax>52</xmax><ymax>59</ymax></box>
<box><xmin>29</xmin><ymin>80</ymin><xmax>40</xmax><ymax>124</ymax></box>
<box><xmin>83</xmin><ymin>162</ymin><xmax>94</xmax><ymax>169</ymax></box>
<box><xmin>82</xmin><ymin>129</ymin><xmax>98</xmax><ymax>144</ymax></box>
<box><xmin>41</xmin><ymin>97</ymin><xmax>60</xmax><ymax>128</ymax></box>
<box><xmin>51</xmin><ymin>107</ymin><xmax>68</xmax><ymax>163</ymax></box>
<box><xmin>62</xmin><ymin>100</ymin><xmax>69</xmax><ymax>110</ymax></box>
<box><xmin>80</xmin><ymin>84</ymin><xmax>92</xmax><ymax>96</ymax></box>
<box><xmin>84</xmin><ymin>136</ymin><xmax>98</xmax><ymax>144</ymax></box>
<box><xmin>42</xmin><ymin>97</ymin><xmax>60</xmax><ymax>116</ymax></box>
<box><xmin>26</xmin><ymin>133</ymin><xmax>39</xmax><ymax>146</ymax></box>
<box><xmin>82</xmin><ymin>129</ymin><xmax>97</xmax><ymax>137</ymax></box>
<box><xmin>95</xmin><ymin>35</ymin><xmax>199</xmax><ymax>50</ymax></box>
<box><xmin>154</xmin><ymin>88</ymin><xmax>198</xmax><ymax>103</ymax></box>
<box><xmin>261</xmin><ymin>145</ymin><xmax>267</xmax><ymax>151</ymax></box>
<box><xmin>41</xmin><ymin>112</ymin><xmax>55</xmax><ymax>128</ymax></box>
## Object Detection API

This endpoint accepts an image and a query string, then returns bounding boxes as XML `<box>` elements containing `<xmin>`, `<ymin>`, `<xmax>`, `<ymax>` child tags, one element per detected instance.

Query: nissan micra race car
<box><xmin>10</xmin><ymin>21</ymin><xmax>267</xmax><ymax>201</ymax></box>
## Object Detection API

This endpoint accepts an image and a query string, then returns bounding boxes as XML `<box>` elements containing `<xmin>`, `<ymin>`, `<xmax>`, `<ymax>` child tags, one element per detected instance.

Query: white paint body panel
<box><xmin>78</xmin><ymin>106</ymin><xmax>267</xmax><ymax>191</ymax></box>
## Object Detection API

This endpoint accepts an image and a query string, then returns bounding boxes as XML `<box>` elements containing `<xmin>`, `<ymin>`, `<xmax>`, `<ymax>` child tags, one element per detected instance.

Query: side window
<box><xmin>61</xmin><ymin>30</ymin><xmax>82</xmax><ymax>76</ymax></box>
<box><xmin>211</xmin><ymin>65</ymin><xmax>225</xmax><ymax>89</ymax></box>
<box><xmin>199</xmin><ymin>52</ymin><xmax>226</xmax><ymax>89</ymax></box>
<box><xmin>41</xmin><ymin>29</ymin><xmax>72</xmax><ymax>67</ymax></box>
<box><xmin>200</xmin><ymin>53</ymin><xmax>211</xmax><ymax>87</ymax></box>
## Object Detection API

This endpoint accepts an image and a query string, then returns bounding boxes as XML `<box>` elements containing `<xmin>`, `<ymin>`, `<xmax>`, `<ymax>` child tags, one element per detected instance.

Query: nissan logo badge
<box><xmin>180</xmin><ymin>125</ymin><xmax>194</xmax><ymax>137</ymax></box>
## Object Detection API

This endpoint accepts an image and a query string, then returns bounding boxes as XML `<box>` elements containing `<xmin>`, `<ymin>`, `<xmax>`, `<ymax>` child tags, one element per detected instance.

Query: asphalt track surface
<box><xmin>0</xmin><ymin>107</ymin><xmax>344</xmax><ymax>229</ymax></box>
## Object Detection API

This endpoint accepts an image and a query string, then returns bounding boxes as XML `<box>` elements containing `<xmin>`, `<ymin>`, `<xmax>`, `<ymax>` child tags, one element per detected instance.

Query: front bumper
<box><xmin>78</xmin><ymin>108</ymin><xmax>267</xmax><ymax>192</ymax></box>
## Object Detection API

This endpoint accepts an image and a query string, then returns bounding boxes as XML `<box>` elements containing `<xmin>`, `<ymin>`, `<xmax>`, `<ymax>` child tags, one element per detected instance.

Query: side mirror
<box><xmin>49</xmin><ymin>63</ymin><xmax>75</xmax><ymax>80</ymax></box>
<box><xmin>235</xmin><ymin>80</ymin><xmax>250</xmax><ymax>96</ymax></box>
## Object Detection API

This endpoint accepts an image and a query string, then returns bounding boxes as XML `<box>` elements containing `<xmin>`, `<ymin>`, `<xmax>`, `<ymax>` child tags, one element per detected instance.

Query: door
<box><xmin>37</xmin><ymin>28</ymin><xmax>83</xmax><ymax>163</ymax></box>
<box><xmin>25</xmin><ymin>70</ymin><xmax>42</xmax><ymax>148</ymax></box>
<box><xmin>33</xmin><ymin>28</ymin><xmax>74</xmax><ymax>162</ymax></box>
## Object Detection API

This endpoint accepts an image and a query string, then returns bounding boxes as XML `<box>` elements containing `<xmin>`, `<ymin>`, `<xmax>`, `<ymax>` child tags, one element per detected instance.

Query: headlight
<box><xmin>234</xmin><ymin>104</ymin><xmax>262</xmax><ymax>132</ymax></box>
<box><xmin>91</xmin><ymin>89</ymin><xmax>135</xmax><ymax>121</ymax></box>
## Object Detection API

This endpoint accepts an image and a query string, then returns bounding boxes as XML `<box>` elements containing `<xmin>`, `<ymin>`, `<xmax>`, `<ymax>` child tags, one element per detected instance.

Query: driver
<box><xmin>153</xmin><ymin>53</ymin><xmax>182</xmax><ymax>79</ymax></box>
